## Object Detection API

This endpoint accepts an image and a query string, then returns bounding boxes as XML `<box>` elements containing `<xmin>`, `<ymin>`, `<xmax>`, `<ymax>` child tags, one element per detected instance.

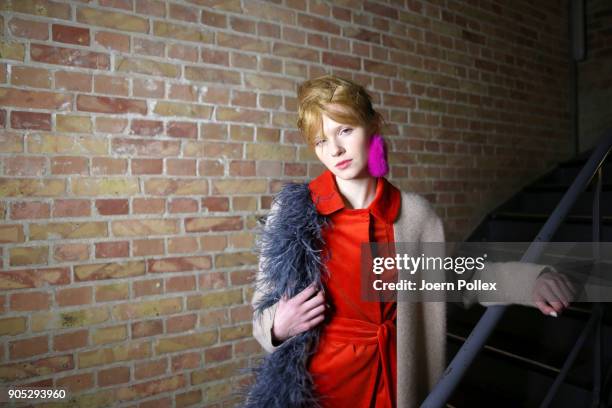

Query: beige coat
<box><xmin>251</xmin><ymin>189</ymin><xmax>552</xmax><ymax>407</ymax></box>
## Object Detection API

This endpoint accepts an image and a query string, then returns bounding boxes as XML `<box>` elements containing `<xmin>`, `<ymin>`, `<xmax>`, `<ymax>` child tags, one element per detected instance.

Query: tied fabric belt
<box><xmin>319</xmin><ymin>307</ymin><xmax>397</xmax><ymax>408</ymax></box>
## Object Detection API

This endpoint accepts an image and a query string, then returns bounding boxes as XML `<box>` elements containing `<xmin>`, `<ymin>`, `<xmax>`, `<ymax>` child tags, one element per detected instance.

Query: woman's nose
<box><xmin>329</xmin><ymin>139</ymin><xmax>344</xmax><ymax>156</ymax></box>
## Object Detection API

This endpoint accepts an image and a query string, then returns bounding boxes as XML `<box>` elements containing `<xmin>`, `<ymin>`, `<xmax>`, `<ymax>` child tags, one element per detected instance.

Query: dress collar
<box><xmin>308</xmin><ymin>168</ymin><xmax>401</xmax><ymax>224</ymax></box>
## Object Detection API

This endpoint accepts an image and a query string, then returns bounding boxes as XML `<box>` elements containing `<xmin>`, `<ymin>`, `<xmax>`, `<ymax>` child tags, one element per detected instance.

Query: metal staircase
<box><xmin>436</xmin><ymin>132</ymin><xmax>612</xmax><ymax>407</ymax></box>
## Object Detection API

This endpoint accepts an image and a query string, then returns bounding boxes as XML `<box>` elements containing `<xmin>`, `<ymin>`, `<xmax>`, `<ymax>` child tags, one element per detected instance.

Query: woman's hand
<box><xmin>271</xmin><ymin>282</ymin><xmax>328</xmax><ymax>345</ymax></box>
<box><xmin>532</xmin><ymin>268</ymin><xmax>576</xmax><ymax>317</ymax></box>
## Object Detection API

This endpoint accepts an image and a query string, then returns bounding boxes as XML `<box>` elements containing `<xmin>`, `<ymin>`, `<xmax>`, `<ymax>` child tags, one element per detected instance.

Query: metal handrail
<box><xmin>421</xmin><ymin>128</ymin><xmax>612</xmax><ymax>408</ymax></box>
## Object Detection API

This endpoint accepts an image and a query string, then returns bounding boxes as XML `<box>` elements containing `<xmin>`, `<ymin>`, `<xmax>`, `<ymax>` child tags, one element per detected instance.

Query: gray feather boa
<box><xmin>235</xmin><ymin>181</ymin><xmax>334</xmax><ymax>407</ymax></box>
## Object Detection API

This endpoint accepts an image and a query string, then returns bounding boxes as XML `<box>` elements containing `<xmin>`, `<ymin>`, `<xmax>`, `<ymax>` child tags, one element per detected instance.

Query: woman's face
<box><xmin>314</xmin><ymin>111</ymin><xmax>370</xmax><ymax>180</ymax></box>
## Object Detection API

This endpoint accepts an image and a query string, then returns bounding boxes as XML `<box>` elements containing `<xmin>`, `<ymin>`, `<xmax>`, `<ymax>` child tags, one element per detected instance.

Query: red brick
<box><xmin>136</xmin><ymin>0</ymin><xmax>166</xmax><ymax>17</ymax></box>
<box><xmin>199</xmin><ymin>272</ymin><xmax>227</xmax><ymax>290</ymax></box>
<box><xmin>77</xmin><ymin>95</ymin><xmax>147</xmax><ymax>114</ymax></box>
<box><xmin>52</xmin><ymin>24</ymin><xmax>90</xmax><ymax>45</ymax></box>
<box><xmin>53</xmin><ymin>330</ymin><xmax>89</xmax><ymax>351</ymax></box>
<box><xmin>171</xmin><ymin>352</ymin><xmax>200</xmax><ymax>372</ymax></box>
<box><xmin>95</xmin><ymin>241</ymin><xmax>129</xmax><ymax>258</ymax></box>
<box><xmin>56</xmin><ymin>372</ymin><xmax>94</xmax><ymax>392</ymax></box>
<box><xmin>322</xmin><ymin>51</ymin><xmax>361</xmax><ymax>70</ymax></box>
<box><xmin>3</xmin><ymin>156</ymin><xmax>46</xmax><ymax>176</ymax></box>
<box><xmin>168</xmin><ymin>83</ymin><xmax>197</xmax><ymax>101</ymax></box>
<box><xmin>169</xmin><ymin>4</ymin><xmax>199</xmax><ymax>22</ymax></box>
<box><xmin>166</xmin><ymin>159</ymin><xmax>196</xmax><ymax>176</ymax></box>
<box><xmin>204</xmin><ymin>344</ymin><xmax>231</xmax><ymax>363</ymax></box>
<box><xmin>201</xmin><ymin>197</ymin><xmax>229</xmax><ymax>212</ymax></box>
<box><xmin>53</xmin><ymin>199</ymin><xmax>91</xmax><ymax>217</ymax></box>
<box><xmin>3</xmin><ymin>0</ymin><xmax>71</xmax><ymax>19</ymax></box>
<box><xmin>10</xmin><ymin>291</ymin><xmax>51</xmax><ymax>311</ymax></box>
<box><xmin>95</xmin><ymin>31</ymin><xmax>130</xmax><ymax>52</ymax></box>
<box><xmin>91</xmin><ymin>157</ymin><xmax>127</xmax><ymax>175</ymax></box>
<box><xmin>169</xmin><ymin>198</ymin><xmax>198</xmax><ymax>213</ymax></box>
<box><xmin>166</xmin><ymin>314</ymin><xmax>197</xmax><ymax>333</ymax></box>
<box><xmin>112</xmin><ymin>138</ymin><xmax>180</xmax><ymax>156</ymax></box>
<box><xmin>0</xmin><ymin>267</ymin><xmax>70</xmax><ymax>290</ymax></box>
<box><xmin>51</xmin><ymin>156</ymin><xmax>88</xmax><ymax>175</ymax></box>
<box><xmin>98</xmin><ymin>366</ymin><xmax>130</xmax><ymax>386</ymax></box>
<box><xmin>99</xmin><ymin>0</ymin><xmax>132</xmax><ymax>10</ymax></box>
<box><xmin>11</xmin><ymin>66</ymin><xmax>52</xmax><ymax>88</ymax></box>
<box><xmin>55</xmin><ymin>71</ymin><xmax>92</xmax><ymax>92</ymax></box>
<box><xmin>0</xmin><ymin>88</ymin><xmax>71</xmax><ymax>110</ymax></box>
<box><xmin>11</xmin><ymin>201</ymin><xmax>50</xmax><ymax>220</ymax></box>
<box><xmin>53</xmin><ymin>243</ymin><xmax>89</xmax><ymax>263</ymax></box>
<box><xmin>8</xmin><ymin>17</ymin><xmax>49</xmax><ymax>40</ymax></box>
<box><xmin>131</xmin><ymin>159</ymin><xmax>163</xmax><ymax>175</ymax></box>
<box><xmin>201</xmin><ymin>10</ymin><xmax>228</xmax><ymax>28</ymax></box>
<box><xmin>133</xmin><ymin>279</ymin><xmax>163</xmax><ymax>298</ymax></box>
<box><xmin>147</xmin><ymin>256</ymin><xmax>212</xmax><ymax>273</ymax></box>
<box><xmin>56</xmin><ymin>286</ymin><xmax>92</xmax><ymax>307</ymax></box>
<box><xmin>133</xmin><ymin>239</ymin><xmax>164</xmax><ymax>256</ymax></box>
<box><xmin>95</xmin><ymin>283</ymin><xmax>129</xmax><ymax>302</ymax></box>
<box><xmin>130</xmin><ymin>119</ymin><xmax>163</xmax><ymax>136</ymax></box>
<box><xmin>0</xmin><ymin>353</ymin><xmax>72</xmax><ymax>379</ymax></box>
<box><xmin>167</xmin><ymin>121</ymin><xmax>197</xmax><ymax>139</ymax></box>
<box><xmin>134</xmin><ymin>37</ymin><xmax>165</xmax><ymax>57</ymax></box>
<box><xmin>94</xmin><ymin>75</ymin><xmax>129</xmax><ymax>96</ymax></box>
<box><xmin>132</xmin><ymin>320</ymin><xmax>163</xmax><ymax>338</ymax></box>
<box><xmin>10</xmin><ymin>111</ymin><xmax>51</xmax><ymax>130</ymax></box>
<box><xmin>141</xmin><ymin>397</ymin><xmax>172</xmax><ymax>408</ymax></box>
<box><xmin>95</xmin><ymin>117</ymin><xmax>128</xmax><ymax>133</ymax></box>
<box><xmin>135</xmin><ymin>358</ymin><xmax>167</xmax><ymax>380</ymax></box>
<box><xmin>31</xmin><ymin>44</ymin><xmax>109</xmax><ymax>69</ymax></box>
<box><xmin>133</xmin><ymin>78</ymin><xmax>164</xmax><ymax>98</ymax></box>
<box><xmin>168</xmin><ymin>237</ymin><xmax>198</xmax><ymax>253</ymax></box>
<box><xmin>166</xmin><ymin>276</ymin><xmax>196</xmax><ymax>293</ymax></box>
<box><xmin>95</xmin><ymin>199</ymin><xmax>128</xmax><ymax>216</ymax></box>
<box><xmin>132</xmin><ymin>198</ymin><xmax>165</xmax><ymax>214</ymax></box>
<box><xmin>175</xmin><ymin>389</ymin><xmax>202</xmax><ymax>407</ymax></box>
<box><xmin>10</xmin><ymin>335</ymin><xmax>49</xmax><ymax>359</ymax></box>
<box><xmin>0</xmin><ymin>224</ymin><xmax>24</xmax><ymax>244</ymax></box>
<box><xmin>168</xmin><ymin>43</ymin><xmax>198</xmax><ymax>62</ymax></box>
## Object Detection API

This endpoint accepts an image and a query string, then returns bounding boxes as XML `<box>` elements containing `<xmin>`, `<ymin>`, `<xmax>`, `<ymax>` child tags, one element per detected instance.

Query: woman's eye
<box><xmin>342</xmin><ymin>128</ymin><xmax>352</xmax><ymax>134</ymax></box>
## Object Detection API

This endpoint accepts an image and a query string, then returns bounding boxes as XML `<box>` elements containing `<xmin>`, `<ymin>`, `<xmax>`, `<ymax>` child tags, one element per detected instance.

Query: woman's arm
<box><xmin>420</xmin><ymin>209</ymin><xmax>567</xmax><ymax>311</ymax></box>
<box><xmin>251</xmin><ymin>201</ymin><xmax>282</xmax><ymax>353</ymax></box>
<box><xmin>251</xmin><ymin>256</ymin><xmax>282</xmax><ymax>353</ymax></box>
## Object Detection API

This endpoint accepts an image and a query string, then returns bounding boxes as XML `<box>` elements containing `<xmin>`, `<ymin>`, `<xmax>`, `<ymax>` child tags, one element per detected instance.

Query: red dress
<box><xmin>307</xmin><ymin>169</ymin><xmax>401</xmax><ymax>408</ymax></box>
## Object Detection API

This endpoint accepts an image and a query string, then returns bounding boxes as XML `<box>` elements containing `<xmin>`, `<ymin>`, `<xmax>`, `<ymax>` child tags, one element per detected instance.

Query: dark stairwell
<box><xmin>445</xmin><ymin>147</ymin><xmax>612</xmax><ymax>407</ymax></box>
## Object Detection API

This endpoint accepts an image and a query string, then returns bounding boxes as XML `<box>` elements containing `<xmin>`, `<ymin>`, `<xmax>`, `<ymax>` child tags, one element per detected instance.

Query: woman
<box><xmin>250</xmin><ymin>74</ymin><xmax>575</xmax><ymax>407</ymax></box>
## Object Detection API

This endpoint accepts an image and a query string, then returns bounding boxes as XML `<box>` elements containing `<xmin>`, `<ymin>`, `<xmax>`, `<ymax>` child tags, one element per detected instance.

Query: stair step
<box><xmin>447</xmin><ymin>306</ymin><xmax>605</xmax><ymax>385</ymax></box>
<box><xmin>446</xmin><ymin>337</ymin><xmax>594</xmax><ymax>408</ymax></box>
<box><xmin>481</xmin><ymin>219</ymin><xmax>612</xmax><ymax>241</ymax></box>
<box><xmin>492</xmin><ymin>211</ymin><xmax>612</xmax><ymax>224</ymax></box>
<box><xmin>498</xmin><ymin>190</ymin><xmax>612</xmax><ymax>216</ymax></box>
<box><xmin>446</xmin><ymin>303</ymin><xmax>612</xmax><ymax>404</ymax></box>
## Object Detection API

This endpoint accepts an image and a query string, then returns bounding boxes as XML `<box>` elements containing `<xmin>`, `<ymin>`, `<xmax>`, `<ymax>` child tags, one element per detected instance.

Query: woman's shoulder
<box><xmin>396</xmin><ymin>190</ymin><xmax>440</xmax><ymax>228</ymax></box>
<box><xmin>396</xmin><ymin>189</ymin><xmax>439</xmax><ymax>222</ymax></box>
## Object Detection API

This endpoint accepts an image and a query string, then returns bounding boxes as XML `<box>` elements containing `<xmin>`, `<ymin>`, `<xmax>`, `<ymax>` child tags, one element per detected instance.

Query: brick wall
<box><xmin>579</xmin><ymin>0</ymin><xmax>612</xmax><ymax>152</ymax></box>
<box><xmin>0</xmin><ymin>0</ymin><xmax>571</xmax><ymax>406</ymax></box>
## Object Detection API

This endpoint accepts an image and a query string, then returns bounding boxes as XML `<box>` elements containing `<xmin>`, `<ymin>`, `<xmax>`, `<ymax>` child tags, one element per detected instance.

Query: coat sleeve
<box><xmin>251</xmin><ymin>201</ymin><xmax>282</xmax><ymax>353</ymax></box>
<box><xmin>420</xmin><ymin>211</ymin><xmax>555</xmax><ymax>309</ymax></box>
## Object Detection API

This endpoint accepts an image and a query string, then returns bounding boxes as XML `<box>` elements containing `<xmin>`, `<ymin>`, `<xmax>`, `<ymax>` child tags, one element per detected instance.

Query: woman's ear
<box><xmin>367</xmin><ymin>134</ymin><xmax>389</xmax><ymax>177</ymax></box>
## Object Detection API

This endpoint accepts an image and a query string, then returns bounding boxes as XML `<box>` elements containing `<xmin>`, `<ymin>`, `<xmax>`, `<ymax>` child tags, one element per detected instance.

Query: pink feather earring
<box><xmin>367</xmin><ymin>134</ymin><xmax>389</xmax><ymax>177</ymax></box>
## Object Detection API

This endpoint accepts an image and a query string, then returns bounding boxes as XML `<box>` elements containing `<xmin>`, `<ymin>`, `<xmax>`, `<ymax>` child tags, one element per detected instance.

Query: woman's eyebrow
<box><xmin>322</xmin><ymin>125</ymin><xmax>345</xmax><ymax>137</ymax></box>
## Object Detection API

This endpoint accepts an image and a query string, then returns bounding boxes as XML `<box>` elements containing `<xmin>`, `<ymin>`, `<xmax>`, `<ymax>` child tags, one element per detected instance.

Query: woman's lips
<box><xmin>336</xmin><ymin>159</ymin><xmax>352</xmax><ymax>169</ymax></box>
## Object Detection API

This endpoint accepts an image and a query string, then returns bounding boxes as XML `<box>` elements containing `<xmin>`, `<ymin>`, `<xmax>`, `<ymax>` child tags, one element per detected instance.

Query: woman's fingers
<box><xmin>538</xmin><ymin>280</ymin><xmax>569</xmax><ymax>314</ymax></box>
<box><xmin>293</xmin><ymin>282</ymin><xmax>318</xmax><ymax>304</ymax></box>
<box><xmin>304</xmin><ymin>303</ymin><xmax>326</xmax><ymax>321</ymax></box>
<box><xmin>535</xmin><ymin>299</ymin><xmax>556</xmax><ymax>316</ymax></box>
<box><xmin>303</xmin><ymin>289</ymin><xmax>326</xmax><ymax>311</ymax></box>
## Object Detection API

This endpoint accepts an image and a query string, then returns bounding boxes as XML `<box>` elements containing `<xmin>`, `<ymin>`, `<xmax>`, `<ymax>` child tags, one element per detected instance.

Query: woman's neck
<box><xmin>334</xmin><ymin>174</ymin><xmax>378</xmax><ymax>210</ymax></box>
